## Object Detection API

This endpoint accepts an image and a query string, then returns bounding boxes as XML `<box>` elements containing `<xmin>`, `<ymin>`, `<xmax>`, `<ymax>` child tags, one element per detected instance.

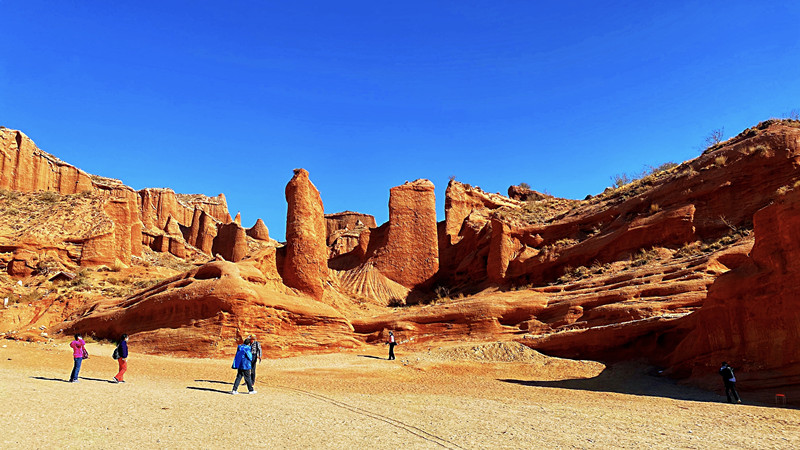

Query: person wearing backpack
<box><xmin>230</xmin><ymin>337</ymin><xmax>256</xmax><ymax>395</ymax></box>
<box><xmin>68</xmin><ymin>334</ymin><xmax>86</xmax><ymax>382</ymax></box>
<box><xmin>719</xmin><ymin>361</ymin><xmax>741</xmax><ymax>404</ymax></box>
<box><xmin>112</xmin><ymin>334</ymin><xmax>129</xmax><ymax>383</ymax></box>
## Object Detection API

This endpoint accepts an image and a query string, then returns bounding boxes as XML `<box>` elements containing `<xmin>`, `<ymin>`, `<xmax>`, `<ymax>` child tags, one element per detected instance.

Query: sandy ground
<box><xmin>1</xmin><ymin>340</ymin><xmax>798</xmax><ymax>449</ymax></box>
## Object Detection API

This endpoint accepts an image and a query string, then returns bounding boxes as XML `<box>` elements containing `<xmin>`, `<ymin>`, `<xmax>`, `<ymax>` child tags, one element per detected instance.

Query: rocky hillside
<box><xmin>2</xmin><ymin>120</ymin><xmax>800</xmax><ymax>395</ymax></box>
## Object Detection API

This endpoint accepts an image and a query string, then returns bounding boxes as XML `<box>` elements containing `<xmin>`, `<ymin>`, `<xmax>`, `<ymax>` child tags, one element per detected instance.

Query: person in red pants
<box><xmin>113</xmin><ymin>334</ymin><xmax>129</xmax><ymax>383</ymax></box>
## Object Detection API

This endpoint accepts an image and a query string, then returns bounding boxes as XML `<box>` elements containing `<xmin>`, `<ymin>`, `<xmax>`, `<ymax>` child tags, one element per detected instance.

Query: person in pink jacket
<box><xmin>68</xmin><ymin>334</ymin><xmax>86</xmax><ymax>382</ymax></box>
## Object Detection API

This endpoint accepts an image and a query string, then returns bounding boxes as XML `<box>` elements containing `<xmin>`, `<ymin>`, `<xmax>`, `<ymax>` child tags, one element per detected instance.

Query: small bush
<box><xmin>714</xmin><ymin>155</ymin><xmax>727</xmax><ymax>167</ymax></box>
<box><xmin>649</xmin><ymin>204</ymin><xmax>661</xmax><ymax>214</ymax></box>
<box><xmin>703</xmin><ymin>128</ymin><xmax>725</xmax><ymax>151</ymax></box>
<box><xmin>38</xmin><ymin>191</ymin><xmax>61</xmax><ymax>203</ymax></box>
<box><xmin>387</xmin><ymin>297</ymin><xmax>405</xmax><ymax>307</ymax></box>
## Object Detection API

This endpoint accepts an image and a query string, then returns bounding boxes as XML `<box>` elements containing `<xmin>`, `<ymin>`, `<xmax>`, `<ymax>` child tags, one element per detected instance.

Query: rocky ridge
<box><xmin>3</xmin><ymin>120</ymin><xmax>800</xmax><ymax>395</ymax></box>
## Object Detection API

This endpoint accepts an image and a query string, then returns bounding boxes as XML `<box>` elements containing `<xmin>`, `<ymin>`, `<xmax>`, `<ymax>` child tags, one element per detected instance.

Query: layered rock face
<box><xmin>0</xmin><ymin>128</ymin><xmax>93</xmax><ymax>194</ymax></box>
<box><xmin>139</xmin><ymin>188</ymin><xmax>230</xmax><ymax>233</ymax></box>
<box><xmin>283</xmin><ymin>169</ymin><xmax>328</xmax><ymax>300</ymax></box>
<box><xmin>0</xmin><ymin>128</ymin><xmax>237</xmax><ymax>267</ymax></box>
<box><xmin>325</xmin><ymin>211</ymin><xmax>377</xmax><ymax>243</ymax></box>
<box><xmin>444</xmin><ymin>181</ymin><xmax>522</xmax><ymax>245</ymax></box>
<box><xmin>370</xmin><ymin>180</ymin><xmax>439</xmax><ymax>290</ymax></box>
<box><xmin>440</xmin><ymin>121</ymin><xmax>800</xmax><ymax>288</ymax></box>
<box><xmin>325</xmin><ymin>211</ymin><xmax>375</xmax><ymax>258</ymax></box>
<box><xmin>63</xmin><ymin>260</ymin><xmax>358</xmax><ymax>357</ymax></box>
<box><xmin>81</xmin><ymin>188</ymin><xmax>143</xmax><ymax>266</ymax></box>
<box><xmin>668</xmin><ymin>188</ymin><xmax>800</xmax><ymax>389</ymax></box>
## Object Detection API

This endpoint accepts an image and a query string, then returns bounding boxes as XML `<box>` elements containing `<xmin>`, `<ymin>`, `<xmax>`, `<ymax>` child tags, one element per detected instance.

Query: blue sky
<box><xmin>2</xmin><ymin>1</ymin><xmax>799</xmax><ymax>240</ymax></box>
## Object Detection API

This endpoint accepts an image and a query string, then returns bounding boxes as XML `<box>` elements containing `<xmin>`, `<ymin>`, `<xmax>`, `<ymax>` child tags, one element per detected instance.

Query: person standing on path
<box><xmin>231</xmin><ymin>338</ymin><xmax>256</xmax><ymax>395</ymax></box>
<box><xmin>719</xmin><ymin>362</ymin><xmax>742</xmax><ymax>404</ymax></box>
<box><xmin>112</xmin><ymin>334</ymin><xmax>129</xmax><ymax>383</ymax></box>
<box><xmin>249</xmin><ymin>335</ymin><xmax>262</xmax><ymax>385</ymax></box>
<box><xmin>68</xmin><ymin>334</ymin><xmax>86</xmax><ymax>382</ymax></box>
<box><xmin>387</xmin><ymin>331</ymin><xmax>396</xmax><ymax>360</ymax></box>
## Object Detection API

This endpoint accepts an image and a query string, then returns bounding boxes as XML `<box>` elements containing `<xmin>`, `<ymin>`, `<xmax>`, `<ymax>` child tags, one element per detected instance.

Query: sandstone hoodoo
<box><xmin>246</xmin><ymin>218</ymin><xmax>270</xmax><ymax>241</ymax></box>
<box><xmin>371</xmin><ymin>179</ymin><xmax>439</xmax><ymax>290</ymax></box>
<box><xmin>5</xmin><ymin>120</ymin><xmax>800</xmax><ymax>398</ymax></box>
<box><xmin>282</xmin><ymin>168</ymin><xmax>328</xmax><ymax>300</ymax></box>
<box><xmin>212</xmin><ymin>222</ymin><xmax>248</xmax><ymax>262</ymax></box>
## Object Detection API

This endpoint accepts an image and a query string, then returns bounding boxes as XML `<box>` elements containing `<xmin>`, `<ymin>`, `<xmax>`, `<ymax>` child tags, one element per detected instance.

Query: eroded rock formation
<box><xmin>246</xmin><ymin>218</ymin><xmax>270</xmax><ymax>241</ymax></box>
<box><xmin>63</xmin><ymin>260</ymin><xmax>358</xmax><ymax>356</ymax></box>
<box><xmin>668</xmin><ymin>187</ymin><xmax>800</xmax><ymax>389</ymax></box>
<box><xmin>370</xmin><ymin>180</ymin><xmax>439</xmax><ymax>289</ymax></box>
<box><xmin>283</xmin><ymin>169</ymin><xmax>328</xmax><ymax>300</ymax></box>
<box><xmin>212</xmin><ymin>222</ymin><xmax>247</xmax><ymax>262</ymax></box>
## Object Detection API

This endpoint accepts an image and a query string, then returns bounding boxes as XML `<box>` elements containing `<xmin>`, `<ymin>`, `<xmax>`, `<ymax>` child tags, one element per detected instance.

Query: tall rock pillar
<box><xmin>283</xmin><ymin>169</ymin><xmax>328</xmax><ymax>300</ymax></box>
<box><xmin>373</xmin><ymin>179</ymin><xmax>439</xmax><ymax>288</ymax></box>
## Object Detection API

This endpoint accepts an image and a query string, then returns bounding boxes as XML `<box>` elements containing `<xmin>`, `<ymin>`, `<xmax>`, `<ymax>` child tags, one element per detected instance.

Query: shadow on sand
<box><xmin>31</xmin><ymin>376</ymin><xmax>70</xmax><ymax>383</ymax></box>
<box><xmin>187</xmin><ymin>386</ymin><xmax>231</xmax><ymax>395</ymax></box>
<box><xmin>499</xmin><ymin>363</ymin><xmax>721</xmax><ymax>404</ymax></box>
<box><xmin>32</xmin><ymin>376</ymin><xmax>116</xmax><ymax>384</ymax></box>
<box><xmin>357</xmin><ymin>355</ymin><xmax>386</xmax><ymax>360</ymax></box>
<box><xmin>194</xmin><ymin>379</ymin><xmax>229</xmax><ymax>385</ymax></box>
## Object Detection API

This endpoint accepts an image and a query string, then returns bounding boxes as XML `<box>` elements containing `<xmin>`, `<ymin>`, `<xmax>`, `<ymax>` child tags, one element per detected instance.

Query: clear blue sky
<box><xmin>2</xmin><ymin>1</ymin><xmax>799</xmax><ymax>240</ymax></box>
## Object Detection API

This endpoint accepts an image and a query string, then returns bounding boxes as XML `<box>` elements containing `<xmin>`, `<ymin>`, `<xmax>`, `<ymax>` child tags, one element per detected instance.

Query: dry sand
<box><xmin>1</xmin><ymin>340</ymin><xmax>798</xmax><ymax>449</ymax></box>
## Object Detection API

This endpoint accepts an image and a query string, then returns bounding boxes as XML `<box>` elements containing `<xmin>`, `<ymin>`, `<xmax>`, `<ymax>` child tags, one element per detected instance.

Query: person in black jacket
<box><xmin>719</xmin><ymin>362</ymin><xmax>741</xmax><ymax>403</ymax></box>
<box><xmin>113</xmin><ymin>334</ymin><xmax>129</xmax><ymax>383</ymax></box>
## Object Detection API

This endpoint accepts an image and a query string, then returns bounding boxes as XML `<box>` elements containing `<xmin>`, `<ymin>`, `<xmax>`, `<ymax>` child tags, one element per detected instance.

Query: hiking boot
<box><xmin>248</xmin><ymin>390</ymin><xmax>257</xmax><ymax>394</ymax></box>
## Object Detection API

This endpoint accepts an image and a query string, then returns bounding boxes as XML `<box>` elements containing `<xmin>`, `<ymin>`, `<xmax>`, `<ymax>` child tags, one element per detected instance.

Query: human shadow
<box><xmin>80</xmin><ymin>376</ymin><xmax>117</xmax><ymax>383</ymax></box>
<box><xmin>499</xmin><ymin>363</ymin><xmax>721</xmax><ymax>404</ymax></box>
<box><xmin>31</xmin><ymin>376</ymin><xmax>69</xmax><ymax>383</ymax></box>
<box><xmin>186</xmin><ymin>386</ymin><xmax>231</xmax><ymax>395</ymax></box>
<box><xmin>357</xmin><ymin>355</ymin><xmax>385</xmax><ymax>360</ymax></box>
<box><xmin>194</xmin><ymin>379</ymin><xmax>229</xmax><ymax>385</ymax></box>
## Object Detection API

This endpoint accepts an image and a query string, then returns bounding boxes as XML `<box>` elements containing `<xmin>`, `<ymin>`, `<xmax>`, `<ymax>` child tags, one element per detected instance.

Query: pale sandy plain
<box><xmin>1</xmin><ymin>339</ymin><xmax>798</xmax><ymax>449</ymax></box>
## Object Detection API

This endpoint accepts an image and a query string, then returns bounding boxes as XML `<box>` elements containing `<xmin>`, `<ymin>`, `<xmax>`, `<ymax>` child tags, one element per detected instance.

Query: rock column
<box><xmin>283</xmin><ymin>169</ymin><xmax>328</xmax><ymax>300</ymax></box>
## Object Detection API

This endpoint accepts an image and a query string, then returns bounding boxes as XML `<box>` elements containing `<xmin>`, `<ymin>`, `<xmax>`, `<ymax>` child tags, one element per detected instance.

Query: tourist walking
<box><xmin>719</xmin><ymin>362</ymin><xmax>742</xmax><ymax>403</ymax></box>
<box><xmin>231</xmin><ymin>338</ymin><xmax>256</xmax><ymax>395</ymax></box>
<box><xmin>249</xmin><ymin>335</ymin><xmax>262</xmax><ymax>385</ymax></box>
<box><xmin>112</xmin><ymin>334</ymin><xmax>129</xmax><ymax>383</ymax></box>
<box><xmin>387</xmin><ymin>331</ymin><xmax>396</xmax><ymax>360</ymax></box>
<box><xmin>68</xmin><ymin>334</ymin><xmax>87</xmax><ymax>382</ymax></box>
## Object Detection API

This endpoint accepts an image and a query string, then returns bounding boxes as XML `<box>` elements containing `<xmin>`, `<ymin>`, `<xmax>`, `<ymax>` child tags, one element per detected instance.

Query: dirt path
<box><xmin>1</xmin><ymin>340</ymin><xmax>798</xmax><ymax>449</ymax></box>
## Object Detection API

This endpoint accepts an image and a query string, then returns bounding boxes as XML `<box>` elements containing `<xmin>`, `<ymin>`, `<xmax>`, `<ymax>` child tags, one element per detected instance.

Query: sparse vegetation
<box><xmin>630</xmin><ymin>248</ymin><xmax>660</xmax><ymax>267</ymax></box>
<box><xmin>387</xmin><ymin>297</ymin><xmax>405</xmax><ymax>308</ymax></box>
<box><xmin>518</xmin><ymin>182</ymin><xmax>531</xmax><ymax>190</ymax></box>
<box><xmin>38</xmin><ymin>191</ymin><xmax>61</xmax><ymax>203</ymax></box>
<box><xmin>649</xmin><ymin>203</ymin><xmax>661</xmax><ymax>214</ymax></box>
<box><xmin>703</xmin><ymin>128</ymin><xmax>725</xmax><ymax>151</ymax></box>
<box><xmin>714</xmin><ymin>155</ymin><xmax>727</xmax><ymax>167</ymax></box>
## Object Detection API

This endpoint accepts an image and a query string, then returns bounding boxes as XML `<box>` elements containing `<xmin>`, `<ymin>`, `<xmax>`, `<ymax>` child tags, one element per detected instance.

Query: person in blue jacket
<box><xmin>230</xmin><ymin>338</ymin><xmax>256</xmax><ymax>395</ymax></box>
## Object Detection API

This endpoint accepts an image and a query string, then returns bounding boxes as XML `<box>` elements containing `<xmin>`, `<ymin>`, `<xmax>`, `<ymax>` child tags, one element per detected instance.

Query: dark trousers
<box><xmin>250</xmin><ymin>358</ymin><xmax>258</xmax><ymax>384</ymax></box>
<box><xmin>233</xmin><ymin>368</ymin><xmax>253</xmax><ymax>392</ymax></box>
<box><xmin>69</xmin><ymin>357</ymin><xmax>82</xmax><ymax>381</ymax></box>
<box><xmin>724</xmin><ymin>380</ymin><xmax>741</xmax><ymax>403</ymax></box>
<box><xmin>388</xmin><ymin>343</ymin><xmax>396</xmax><ymax>360</ymax></box>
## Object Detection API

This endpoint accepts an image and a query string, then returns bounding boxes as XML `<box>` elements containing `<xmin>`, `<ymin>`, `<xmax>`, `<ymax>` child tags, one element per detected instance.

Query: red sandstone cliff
<box><xmin>668</xmin><ymin>186</ymin><xmax>800</xmax><ymax>390</ymax></box>
<box><xmin>0</xmin><ymin>127</ymin><xmax>237</xmax><ymax>268</ymax></box>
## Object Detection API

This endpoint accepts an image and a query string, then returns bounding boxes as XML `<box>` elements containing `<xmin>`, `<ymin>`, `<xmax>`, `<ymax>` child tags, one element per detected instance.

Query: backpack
<box><xmin>112</xmin><ymin>346</ymin><xmax>120</xmax><ymax>360</ymax></box>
